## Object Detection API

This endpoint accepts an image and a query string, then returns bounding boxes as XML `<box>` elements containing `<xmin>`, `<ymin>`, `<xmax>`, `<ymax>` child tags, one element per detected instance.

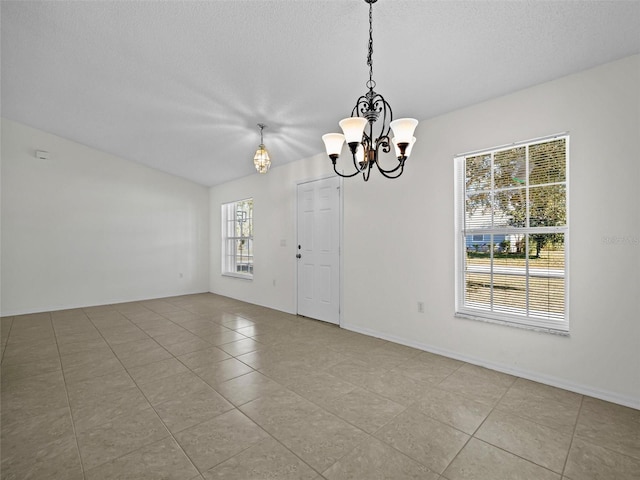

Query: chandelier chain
<box><xmin>367</xmin><ymin>0</ymin><xmax>374</xmax><ymax>89</ymax></box>
<box><xmin>258</xmin><ymin>123</ymin><xmax>265</xmax><ymax>144</ymax></box>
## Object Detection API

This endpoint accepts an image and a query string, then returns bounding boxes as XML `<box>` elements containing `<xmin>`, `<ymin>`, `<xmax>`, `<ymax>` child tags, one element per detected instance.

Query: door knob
<box><xmin>296</xmin><ymin>254</ymin><xmax>302</xmax><ymax>259</ymax></box>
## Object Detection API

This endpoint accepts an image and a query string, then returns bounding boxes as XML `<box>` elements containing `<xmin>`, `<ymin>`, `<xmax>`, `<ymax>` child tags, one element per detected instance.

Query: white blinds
<box><xmin>221</xmin><ymin>198</ymin><xmax>254</xmax><ymax>278</ymax></box>
<box><xmin>455</xmin><ymin>135</ymin><xmax>569</xmax><ymax>333</ymax></box>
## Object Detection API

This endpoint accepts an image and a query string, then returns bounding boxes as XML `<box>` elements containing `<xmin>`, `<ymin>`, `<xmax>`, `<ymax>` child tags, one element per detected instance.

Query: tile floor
<box><xmin>1</xmin><ymin>293</ymin><xmax>639</xmax><ymax>479</ymax></box>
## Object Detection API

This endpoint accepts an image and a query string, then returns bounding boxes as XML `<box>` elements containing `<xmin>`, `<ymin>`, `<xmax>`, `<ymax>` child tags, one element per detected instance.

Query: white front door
<box><xmin>296</xmin><ymin>176</ymin><xmax>341</xmax><ymax>324</ymax></box>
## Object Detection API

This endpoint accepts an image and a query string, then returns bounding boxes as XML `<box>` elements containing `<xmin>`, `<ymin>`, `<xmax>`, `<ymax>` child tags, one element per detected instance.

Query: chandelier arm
<box><xmin>381</xmin><ymin>95</ymin><xmax>392</xmax><ymax>138</ymax></box>
<box><xmin>377</xmin><ymin>136</ymin><xmax>391</xmax><ymax>155</ymax></box>
<box><xmin>372</xmin><ymin>135</ymin><xmax>406</xmax><ymax>176</ymax></box>
<box><xmin>372</xmin><ymin>134</ymin><xmax>392</xmax><ymax>161</ymax></box>
<box><xmin>376</xmin><ymin>157</ymin><xmax>406</xmax><ymax>176</ymax></box>
<box><xmin>333</xmin><ymin>162</ymin><xmax>363</xmax><ymax>178</ymax></box>
<box><xmin>349</xmin><ymin>147</ymin><xmax>359</xmax><ymax>171</ymax></box>
<box><xmin>353</xmin><ymin>92</ymin><xmax>392</xmax><ymax>142</ymax></box>
<box><xmin>352</xmin><ymin>94</ymin><xmax>372</xmax><ymax>119</ymax></box>
<box><xmin>377</xmin><ymin>163</ymin><xmax>405</xmax><ymax>179</ymax></box>
<box><xmin>362</xmin><ymin>164</ymin><xmax>372</xmax><ymax>182</ymax></box>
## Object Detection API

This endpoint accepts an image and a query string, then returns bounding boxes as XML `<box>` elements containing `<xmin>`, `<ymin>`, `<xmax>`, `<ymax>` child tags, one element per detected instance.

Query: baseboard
<box><xmin>1</xmin><ymin>290</ymin><xmax>210</xmax><ymax>317</ymax></box>
<box><xmin>342</xmin><ymin>321</ymin><xmax>640</xmax><ymax>410</ymax></box>
<box><xmin>207</xmin><ymin>290</ymin><xmax>296</xmax><ymax>316</ymax></box>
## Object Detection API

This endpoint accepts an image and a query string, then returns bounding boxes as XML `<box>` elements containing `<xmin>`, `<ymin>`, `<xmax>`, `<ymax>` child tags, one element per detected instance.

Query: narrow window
<box><xmin>221</xmin><ymin>198</ymin><xmax>254</xmax><ymax>279</ymax></box>
<box><xmin>455</xmin><ymin>135</ymin><xmax>569</xmax><ymax>333</ymax></box>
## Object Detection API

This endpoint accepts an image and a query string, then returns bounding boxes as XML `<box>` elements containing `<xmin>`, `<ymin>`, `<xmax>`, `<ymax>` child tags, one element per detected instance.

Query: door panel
<box><xmin>296</xmin><ymin>177</ymin><xmax>340</xmax><ymax>324</ymax></box>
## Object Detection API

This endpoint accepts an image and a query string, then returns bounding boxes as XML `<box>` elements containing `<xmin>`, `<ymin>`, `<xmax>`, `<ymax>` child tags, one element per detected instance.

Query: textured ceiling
<box><xmin>2</xmin><ymin>0</ymin><xmax>639</xmax><ymax>186</ymax></box>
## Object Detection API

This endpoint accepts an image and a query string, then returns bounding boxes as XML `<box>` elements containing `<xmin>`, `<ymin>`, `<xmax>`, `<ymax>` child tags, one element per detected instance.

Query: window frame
<box><xmin>221</xmin><ymin>198</ymin><xmax>254</xmax><ymax>280</ymax></box>
<box><xmin>454</xmin><ymin>134</ymin><xmax>570</xmax><ymax>334</ymax></box>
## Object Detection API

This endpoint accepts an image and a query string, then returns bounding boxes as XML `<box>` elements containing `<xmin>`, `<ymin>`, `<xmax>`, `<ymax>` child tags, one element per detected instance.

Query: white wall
<box><xmin>209</xmin><ymin>152</ymin><xmax>334</xmax><ymax>314</ymax></box>
<box><xmin>1</xmin><ymin>119</ymin><xmax>210</xmax><ymax>315</ymax></box>
<box><xmin>209</xmin><ymin>55</ymin><xmax>640</xmax><ymax>407</ymax></box>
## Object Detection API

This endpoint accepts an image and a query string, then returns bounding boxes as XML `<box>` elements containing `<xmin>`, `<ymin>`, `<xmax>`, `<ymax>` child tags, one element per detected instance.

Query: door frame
<box><xmin>294</xmin><ymin>174</ymin><xmax>343</xmax><ymax>326</ymax></box>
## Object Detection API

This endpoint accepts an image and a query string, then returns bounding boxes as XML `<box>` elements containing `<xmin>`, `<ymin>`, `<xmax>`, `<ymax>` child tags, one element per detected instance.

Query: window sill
<box><xmin>455</xmin><ymin>311</ymin><xmax>569</xmax><ymax>336</ymax></box>
<box><xmin>222</xmin><ymin>272</ymin><xmax>253</xmax><ymax>280</ymax></box>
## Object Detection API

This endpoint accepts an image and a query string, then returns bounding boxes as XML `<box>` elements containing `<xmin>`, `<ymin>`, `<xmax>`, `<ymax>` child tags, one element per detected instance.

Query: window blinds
<box><xmin>455</xmin><ymin>135</ymin><xmax>569</xmax><ymax>333</ymax></box>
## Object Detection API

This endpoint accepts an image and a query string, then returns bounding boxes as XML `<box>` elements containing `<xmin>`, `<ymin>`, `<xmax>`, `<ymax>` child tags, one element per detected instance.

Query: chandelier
<box><xmin>253</xmin><ymin>123</ymin><xmax>271</xmax><ymax>174</ymax></box>
<box><xmin>322</xmin><ymin>0</ymin><xmax>418</xmax><ymax>181</ymax></box>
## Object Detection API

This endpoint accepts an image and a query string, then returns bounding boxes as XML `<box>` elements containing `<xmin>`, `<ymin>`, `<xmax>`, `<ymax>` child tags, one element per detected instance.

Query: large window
<box><xmin>222</xmin><ymin>198</ymin><xmax>254</xmax><ymax>278</ymax></box>
<box><xmin>454</xmin><ymin>135</ymin><xmax>569</xmax><ymax>333</ymax></box>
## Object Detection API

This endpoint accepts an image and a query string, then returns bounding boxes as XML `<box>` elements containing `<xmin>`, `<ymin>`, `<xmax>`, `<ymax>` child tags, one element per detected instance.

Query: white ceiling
<box><xmin>2</xmin><ymin>0</ymin><xmax>639</xmax><ymax>186</ymax></box>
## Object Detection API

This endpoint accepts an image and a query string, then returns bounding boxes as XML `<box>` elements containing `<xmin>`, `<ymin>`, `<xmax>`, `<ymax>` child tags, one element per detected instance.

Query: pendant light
<box><xmin>254</xmin><ymin>123</ymin><xmax>271</xmax><ymax>174</ymax></box>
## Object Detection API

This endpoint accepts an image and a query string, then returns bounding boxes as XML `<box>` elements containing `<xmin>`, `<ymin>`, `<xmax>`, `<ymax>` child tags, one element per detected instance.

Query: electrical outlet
<box><xmin>417</xmin><ymin>301</ymin><xmax>424</xmax><ymax>313</ymax></box>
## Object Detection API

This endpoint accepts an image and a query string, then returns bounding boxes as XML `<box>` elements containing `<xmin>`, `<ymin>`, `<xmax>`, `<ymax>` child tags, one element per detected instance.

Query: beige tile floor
<box><xmin>1</xmin><ymin>293</ymin><xmax>639</xmax><ymax>479</ymax></box>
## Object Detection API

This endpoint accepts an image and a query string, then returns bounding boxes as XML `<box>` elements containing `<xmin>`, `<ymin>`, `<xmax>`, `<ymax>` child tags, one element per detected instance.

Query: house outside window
<box><xmin>222</xmin><ymin>198</ymin><xmax>254</xmax><ymax>279</ymax></box>
<box><xmin>454</xmin><ymin>134</ymin><xmax>569</xmax><ymax>333</ymax></box>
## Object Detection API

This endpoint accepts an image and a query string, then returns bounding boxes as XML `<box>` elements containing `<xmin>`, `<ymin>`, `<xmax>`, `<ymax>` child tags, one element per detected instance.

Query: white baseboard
<box><xmin>342</xmin><ymin>321</ymin><xmax>640</xmax><ymax>410</ymax></box>
<box><xmin>207</xmin><ymin>290</ymin><xmax>297</xmax><ymax>316</ymax></box>
<box><xmin>1</xmin><ymin>290</ymin><xmax>210</xmax><ymax>317</ymax></box>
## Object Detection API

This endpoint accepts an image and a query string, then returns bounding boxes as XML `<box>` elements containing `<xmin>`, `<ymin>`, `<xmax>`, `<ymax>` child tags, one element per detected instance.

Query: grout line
<box><xmin>252</xmin><ymin>354</ymin><xmax>441</xmax><ymax>476</ymax></box>
<box><xmin>75</xmin><ymin>305</ymin><xmax>165</xmax><ymax>474</ymax></box>
<box><xmin>472</xmin><ymin>437</ymin><xmax>568</xmax><ymax>477</ymax></box>
<box><xmin>156</xmin><ymin>305</ymin><xmax>366</xmax><ymax>476</ymax></box>
<box><xmin>423</xmin><ymin>368</ymin><xmax>513</xmax><ymax>476</ymax></box>
<box><xmin>112</xmin><ymin>299</ymin><xmax>308</xmax><ymax>477</ymax></box>
<box><xmin>0</xmin><ymin>316</ymin><xmax>15</xmax><ymax>364</ymax></box>
<box><xmin>50</xmin><ymin>310</ymin><xmax>88</xmax><ymax>480</ymax></box>
<box><xmin>120</xmin><ymin>300</ymin><xmax>280</xmax><ymax>476</ymax></box>
<box><xmin>454</xmin><ymin>377</ymin><xmax>578</xmax><ymax>476</ymax></box>
<box><xmin>82</xmin><ymin>303</ymin><xmax>203</xmax><ymax>477</ymax></box>
<box><xmin>236</xmin><ymin>397</ymin><xmax>369</xmax><ymax>478</ymax></box>
<box><xmin>561</xmin><ymin>394</ymin><xmax>585</xmax><ymax>478</ymax></box>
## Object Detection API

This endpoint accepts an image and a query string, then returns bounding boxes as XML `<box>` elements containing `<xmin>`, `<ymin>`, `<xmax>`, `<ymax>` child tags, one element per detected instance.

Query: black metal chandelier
<box><xmin>322</xmin><ymin>0</ymin><xmax>418</xmax><ymax>181</ymax></box>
